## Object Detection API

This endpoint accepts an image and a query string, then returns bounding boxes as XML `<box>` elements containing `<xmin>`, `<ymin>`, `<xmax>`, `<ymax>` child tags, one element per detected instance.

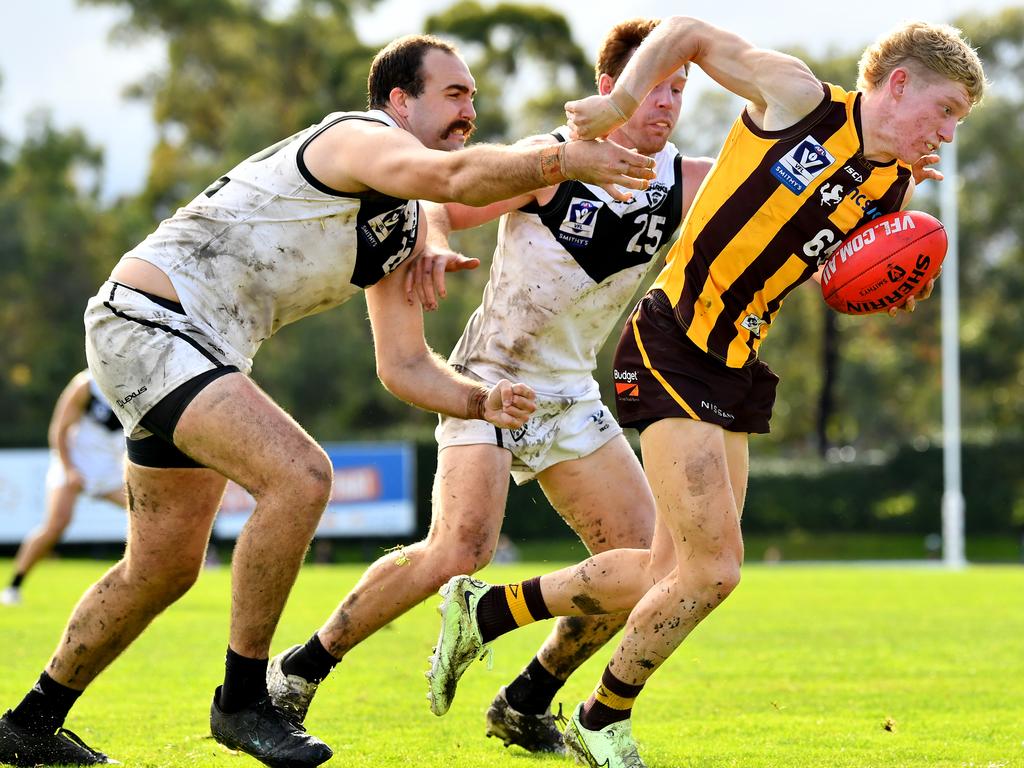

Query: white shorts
<box><xmin>46</xmin><ymin>420</ymin><xmax>125</xmax><ymax>497</ymax></box>
<box><xmin>436</xmin><ymin>383</ymin><xmax>622</xmax><ymax>485</ymax></box>
<box><xmin>84</xmin><ymin>281</ymin><xmax>251</xmax><ymax>439</ymax></box>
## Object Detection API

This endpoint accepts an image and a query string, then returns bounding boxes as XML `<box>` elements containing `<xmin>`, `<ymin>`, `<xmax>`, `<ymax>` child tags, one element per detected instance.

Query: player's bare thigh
<box><xmin>170</xmin><ymin>372</ymin><xmax>329</xmax><ymax>494</ymax></box>
<box><xmin>638</xmin><ymin>418</ymin><xmax>745</xmax><ymax>557</ymax></box>
<box><xmin>537</xmin><ymin>434</ymin><xmax>656</xmax><ymax>552</ymax></box>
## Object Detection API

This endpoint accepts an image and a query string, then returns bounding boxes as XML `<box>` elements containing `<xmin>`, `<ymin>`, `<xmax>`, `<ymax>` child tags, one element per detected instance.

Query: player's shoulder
<box><xmin>681</xmin><ymin>155</ymin><xmax>714</xmax><ymax>177</ymax></box>
<box><xmin>320</xmin><ymin>109</ymin><xmax>405</xmax><ymax>140</ymax></box>
<box><xmin>314</xmin><ymin>109</ymin><xmax>419</xmax><ymax>158</ymax></box>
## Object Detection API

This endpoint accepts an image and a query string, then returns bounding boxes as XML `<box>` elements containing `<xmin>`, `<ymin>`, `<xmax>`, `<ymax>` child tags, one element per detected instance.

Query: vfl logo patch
<box><xmin>741</xmin><ymin>313</ymin><xmax>765</xmax><ymax>338</ymax></box>
<box><xmin>588</xmin><ymin>408</ymin><xmax>611</xmax><ymax>432</ymax></box>
<box><xmin>771</xmin><ymin>136</ymin><xmax>834</xmax><ymax>194</ymax></box>
<box><xmin>559</xmin><ymin>197</ymin><xmax>604</xmax><ymax>240</ymax></box>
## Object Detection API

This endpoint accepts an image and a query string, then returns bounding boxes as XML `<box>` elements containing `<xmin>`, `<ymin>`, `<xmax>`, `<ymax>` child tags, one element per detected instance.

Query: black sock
<box><xmin>504</xmin><ymin>656</ymin><xmax>566</xmax><ymax>715</ymax></box>
<box><xmin>280</xmin><ymin>633</ymin><xmax>339</xmax><ymax>684</ymax></box>
<box><xmin>11</xmin><ymin>573</ymin><xmax>25</xmax><ymax>589</ymax></box>
<box><xmin>218</xmin><ymin>647</ymin><xmax>268</xmax><ymax>713</ymax></box>
<box><xmin>476</xmin><ymin>587</ymin><xmax>516</xmax><ymax>644</ymax></box>
<box><xmin>477</xmin><ymin>577</ymin><xmax>552</xmax><ymax>644</ymax></box>
<box><xmin>8</xmin><ymin>671</ymin><xmax>82</xmax><ymax>735</ymax></box>
<box><xmin>580</xmin><ymin>666</ymin><xmax>644</xmax><ymax>731</ymax></box>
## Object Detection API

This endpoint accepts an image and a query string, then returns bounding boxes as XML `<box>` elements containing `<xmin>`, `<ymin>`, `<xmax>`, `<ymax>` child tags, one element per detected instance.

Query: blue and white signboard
<box><xmin>0</xmin><ymin>442</ymin><xmax>415</xmax><ymax>544</ymax></box>
<box><xmin>0</xmin><ymin>450</ymin><xmax>127</xmax><ymax>544</ymax></box>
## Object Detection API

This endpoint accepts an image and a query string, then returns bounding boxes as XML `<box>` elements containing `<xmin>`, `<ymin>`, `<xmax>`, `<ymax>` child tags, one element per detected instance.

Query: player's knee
<box><xmin>589</xmin><ymin>517</ymin><xmax>654</xmax><ymax>553</ymax></box>
<box><xmin>438</xmin><ymin>539</ymin><xmax>497</xmax><ymax>577</ymax></box>
<box><xmin>120</xmin><ymin>557</ymin><xmax>201</xmax><ymax>604</ymax></box>
<box><xmin>161</xmin><ymin>562</ymin><xmax>202</xmax><ymax>601</ymax></box>
<box><xmin>425</xmin><ymin>518</ymin><xmax>501</xmax><ymax>574</ymax></box>
<box><xmin>41</xmin><ymin>514</ymin><xmax>72</xmax><ymax>539</ymax></box>
<box><xmin>704</xmin><ymin>556</ymin><xmax>742</xmax><ymax>604</ymax></box>
<box><xmin>279</xmin><ymin>445</ymin><xmax>333</xmax><ymax>514</ymax></box>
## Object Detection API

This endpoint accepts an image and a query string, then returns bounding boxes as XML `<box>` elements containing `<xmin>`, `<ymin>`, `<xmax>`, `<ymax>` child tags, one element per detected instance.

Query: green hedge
<box><xmin>412</xmin><ymin>439</ymin><xmax>1024</xmax><ymax>539</ymax></box>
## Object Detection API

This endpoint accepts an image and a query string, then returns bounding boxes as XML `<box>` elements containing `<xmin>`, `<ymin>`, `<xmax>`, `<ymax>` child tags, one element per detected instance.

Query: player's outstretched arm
<box><xmin>567</xmin><ymin>16</ymin><xmax>822</xmax><ymax>139</ymax></box>
<box><xmin>406</xmin><ymin>133</ymin><xmax>562</xmax><ymax>309</ymax></box>
<box><xmin>368</xmin><ymin>260</ymin><xmax>536</xmax><ymax>427</ymax></box>
<box><xmin>305</xmin><ymin>120</ymin><xmax>654</xmax><ymax>206</ymax></box>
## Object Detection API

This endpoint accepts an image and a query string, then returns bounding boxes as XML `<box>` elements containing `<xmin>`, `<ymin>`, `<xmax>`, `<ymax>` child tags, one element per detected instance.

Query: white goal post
<box><xmin>940</xmin><ymin>139</ymin><xmax>966</xmax><ymax>568</ymax></box>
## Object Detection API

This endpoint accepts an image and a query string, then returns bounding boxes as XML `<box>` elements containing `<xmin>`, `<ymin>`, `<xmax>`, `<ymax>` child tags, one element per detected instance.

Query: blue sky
<box><xmin>0</xmin><ymin>0</ymin><xmax>1010</xmax><ymax>198</ymax></box>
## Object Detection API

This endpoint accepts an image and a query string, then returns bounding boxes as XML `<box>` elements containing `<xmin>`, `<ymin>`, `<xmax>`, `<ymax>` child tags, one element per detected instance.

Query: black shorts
<box><xmin>612</xmin><ymin>290</ymin><xmax>779</xmax><ymax>434</ymax></box>
<box><xmin>127</xmin><ymin>365</ymin><xmax>238</xmax><ymax>468</ymax></box>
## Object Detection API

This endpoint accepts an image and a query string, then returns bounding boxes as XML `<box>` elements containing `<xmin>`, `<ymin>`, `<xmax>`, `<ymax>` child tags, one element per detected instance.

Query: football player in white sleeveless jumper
<box><xmin>264</xmin><ymin>20</ymin><xmax>713</xmax><ymax>754</ymax></box>
<box><xmin>0</xmin><ymin>35</ymin><xmax>657</xmax><ymax>768</ymax></box>
<box><xmin>2</xmin><ymin>371</ymin><xmax>125</xmax><ymax>607</ymax></box>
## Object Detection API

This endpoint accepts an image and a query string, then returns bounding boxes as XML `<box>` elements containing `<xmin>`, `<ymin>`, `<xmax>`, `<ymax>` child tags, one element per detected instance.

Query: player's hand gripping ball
<box><xmin>820</xmin><ymin>211</ymin><xmax>947</xmax><ymax>315</ymax></box>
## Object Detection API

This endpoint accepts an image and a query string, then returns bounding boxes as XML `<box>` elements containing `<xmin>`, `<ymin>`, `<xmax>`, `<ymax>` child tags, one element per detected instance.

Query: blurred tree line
<box><xmin>1</xmin><ymin>1</ymin><xmax>1021</xmax><ymax>464</ymax></box>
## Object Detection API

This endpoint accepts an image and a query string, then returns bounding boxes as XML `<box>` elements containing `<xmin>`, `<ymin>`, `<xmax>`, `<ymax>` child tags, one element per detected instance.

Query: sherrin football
<box><xmin>819</xmin><ymin>210</ymin><xmax>947</xmax><ymax>315</ymax></box>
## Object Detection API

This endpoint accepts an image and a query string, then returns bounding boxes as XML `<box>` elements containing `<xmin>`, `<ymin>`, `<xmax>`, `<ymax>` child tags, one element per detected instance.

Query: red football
<box><xmin>819</xmin><ymin>210</ymin><xmax>947</xmax><ymax>315</ymax></box>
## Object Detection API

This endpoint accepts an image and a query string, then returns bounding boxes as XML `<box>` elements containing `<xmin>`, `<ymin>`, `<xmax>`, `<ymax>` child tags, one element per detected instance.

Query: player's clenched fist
<box><xmin>483</xmin><ymin>380</ymin><xmax>536</xmax><ymax>429</ymax></box>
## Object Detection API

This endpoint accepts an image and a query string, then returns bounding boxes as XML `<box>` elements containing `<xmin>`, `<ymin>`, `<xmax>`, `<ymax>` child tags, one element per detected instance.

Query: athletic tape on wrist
<box><xmin>467</xmin><ymin>386</ymin><xmax>489</xmax><ymax>421</ymax></box>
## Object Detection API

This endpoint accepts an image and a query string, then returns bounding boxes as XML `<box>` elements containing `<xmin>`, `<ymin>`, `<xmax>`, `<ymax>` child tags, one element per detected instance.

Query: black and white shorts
<box><xmin>84</xmin><ymin>281</ymin><xmax>250</xmax><ymax>465</ymax></box>
<box><xmin>435</xmin><ymin>370</ymin><xmax>622</xmax><ymax>486</ymax></box>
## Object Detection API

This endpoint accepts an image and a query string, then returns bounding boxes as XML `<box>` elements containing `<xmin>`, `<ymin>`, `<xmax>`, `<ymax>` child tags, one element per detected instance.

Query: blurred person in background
<box><xmin>2</xmin><ymin>371</ymin><xmax>125</xmax><ymax>607</ymax></box>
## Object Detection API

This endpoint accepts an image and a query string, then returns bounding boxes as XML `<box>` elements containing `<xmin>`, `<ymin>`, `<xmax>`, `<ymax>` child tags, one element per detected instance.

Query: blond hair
<box><xmin>857</xmin><ymin>21</ymin><xmax>987</xmax><ymax>104</ymax></box>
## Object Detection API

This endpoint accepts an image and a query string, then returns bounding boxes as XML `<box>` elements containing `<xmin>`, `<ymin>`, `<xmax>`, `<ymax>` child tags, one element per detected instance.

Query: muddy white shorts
<box><xmin>84</xmin><ymin>281</ymin><xmax>251</xmax><ymax>439</ymax></box>
<box><xmin>46</xmin><ymin>420</ymin><xmax>125</xmax><ymax>497</ymax></box>
<box><xmin>435</xmin><ymin>373</ymin><xmax>622</xmax><ymax>485</ymax></box>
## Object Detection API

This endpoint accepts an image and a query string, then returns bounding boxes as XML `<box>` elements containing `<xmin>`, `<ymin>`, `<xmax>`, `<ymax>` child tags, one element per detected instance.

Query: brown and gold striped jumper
<box><xmin>651</xmin><ymin>82</ymin><xmax>912</xmax><ymax>368</ymax></box>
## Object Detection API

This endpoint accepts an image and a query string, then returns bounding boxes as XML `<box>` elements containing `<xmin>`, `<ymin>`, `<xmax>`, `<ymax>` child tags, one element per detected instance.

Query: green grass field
<box><xmin>1</xmin><ymin>558</ymin><xmax>1021</xmax><ymax>768</ymax></box>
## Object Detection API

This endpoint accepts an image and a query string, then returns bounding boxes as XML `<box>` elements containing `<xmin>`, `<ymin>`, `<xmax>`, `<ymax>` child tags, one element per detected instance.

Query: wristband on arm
<box><xmin>608</xmin><ymin>88</ymin><xmax>639</xmax><ymax>121</ymax></box>
<box><xmin>466</xmin><ymin>386</ymin><xmax>489</xmax><ymax>421</ymax></box>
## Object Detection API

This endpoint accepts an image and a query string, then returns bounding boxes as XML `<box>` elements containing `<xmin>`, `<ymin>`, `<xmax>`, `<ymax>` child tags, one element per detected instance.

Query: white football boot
<box><xmin>426</xmin><ymin>575</ymin><xmax>492</xmax><ymax>716</ymax></box>
<box><xmin>562</xmin><ymin>702</ymin><xmax>647</xmax><ymax>768</ymax></box>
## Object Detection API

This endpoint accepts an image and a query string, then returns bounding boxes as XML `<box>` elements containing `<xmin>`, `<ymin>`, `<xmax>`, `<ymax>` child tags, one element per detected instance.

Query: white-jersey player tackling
<box><xmin>267</xmin><ymin>18</ymin><xmax>712</xmax><ymax>756</ymax></box>
<box><xmin>0</xmin><ymin>33</ymin><xmax>654</xmax><ymax>768</ymax></box>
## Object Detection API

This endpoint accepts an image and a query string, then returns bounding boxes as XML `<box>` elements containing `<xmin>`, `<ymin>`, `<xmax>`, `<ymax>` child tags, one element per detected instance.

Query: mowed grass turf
<box><xmin>0</xmin><ymin>558</ymin><xmax>1021</xmax><ymax>768</ymax></box>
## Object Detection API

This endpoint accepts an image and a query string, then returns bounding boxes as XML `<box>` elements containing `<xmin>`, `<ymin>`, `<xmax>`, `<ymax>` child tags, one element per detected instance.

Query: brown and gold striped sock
<box><xmin>580</xmin><ymin>666</ymin><xmax>645</xmax><ymax>731</ymax></box>
<box><xmin>476</xmin><ymin>576</ymin><xmax>553</xmax><ymax>643</ymax></box>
